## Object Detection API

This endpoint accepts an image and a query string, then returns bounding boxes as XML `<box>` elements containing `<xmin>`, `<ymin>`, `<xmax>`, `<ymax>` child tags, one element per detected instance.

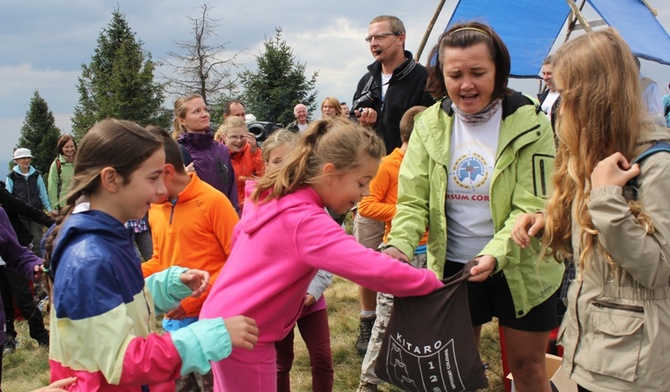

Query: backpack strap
<box><xmin>55</xmin><ymin>157</ymin><xmax>63</xmax><ymax>207</ymax></box>
<box><xmin>631</xmin><ymin>141</ymin><xmax>670</xmax><ymax>165</ymax></box>
<box><xmin>624</xmin><ymin>141</ymin><xmax>670</xmax><ymax>200</ymax></box>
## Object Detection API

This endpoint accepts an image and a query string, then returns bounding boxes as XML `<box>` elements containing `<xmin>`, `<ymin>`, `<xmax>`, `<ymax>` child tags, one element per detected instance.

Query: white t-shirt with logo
<box><xmin>446</xmin><ymin>107</ymin><xmax>501</xmax><ymax>264</ymax></box>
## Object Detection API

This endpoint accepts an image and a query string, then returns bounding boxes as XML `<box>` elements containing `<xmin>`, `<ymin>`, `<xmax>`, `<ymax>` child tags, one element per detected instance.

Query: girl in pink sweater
<box><xmin>200</xmin><ymin>118</ymin><xmax>443</xmax><ymax>392</ymax></box>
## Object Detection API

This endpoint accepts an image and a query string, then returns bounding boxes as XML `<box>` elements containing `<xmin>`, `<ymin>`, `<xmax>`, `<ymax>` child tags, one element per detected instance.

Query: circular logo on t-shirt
<box><xmin>452</xmin><ymin>153</ymin><xmax>489</xmax><ymax>189</ymax></box>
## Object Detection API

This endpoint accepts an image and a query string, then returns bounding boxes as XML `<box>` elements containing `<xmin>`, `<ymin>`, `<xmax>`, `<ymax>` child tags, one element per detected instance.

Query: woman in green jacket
<box><xmin>47</xmin><ymin>135</ymin><xmax>76</xmax><ymax>213</ymax></box>
<box><xmin>384</xmin><ymin>21</ymin><xmax>562</xmax><ymax>392</ymax></box>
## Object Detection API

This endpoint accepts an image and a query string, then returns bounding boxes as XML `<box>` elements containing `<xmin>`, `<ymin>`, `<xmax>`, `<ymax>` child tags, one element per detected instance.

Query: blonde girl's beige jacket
<box><xmin>558</xmin><ymin>128</ymin><xmax>670</xmax><ymax>391</ymax></box>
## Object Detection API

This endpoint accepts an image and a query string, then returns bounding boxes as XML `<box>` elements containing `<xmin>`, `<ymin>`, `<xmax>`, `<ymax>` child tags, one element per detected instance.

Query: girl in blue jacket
<box><xmin>43</xmin><ymin>119</ymin><xmax>257</xmax><ymax>391</ymax></box>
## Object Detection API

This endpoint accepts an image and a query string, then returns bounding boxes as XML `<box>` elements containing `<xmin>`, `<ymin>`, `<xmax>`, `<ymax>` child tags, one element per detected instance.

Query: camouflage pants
<box><xmin>360</xmin><ymin>252</ymin><xmax>427</xmax><ymax>384</ymax></box>
<box><xmin>175</xmin><ymin>371</ymin><xmax>213</xmax><ymax>392</ymax></box>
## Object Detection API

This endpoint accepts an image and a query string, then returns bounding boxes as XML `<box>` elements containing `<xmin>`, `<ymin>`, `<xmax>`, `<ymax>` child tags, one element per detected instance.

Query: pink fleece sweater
<box><xmin>200</xmin><ymin>185</ymin><xmax>442</xmax><ymax>362</ymax></box>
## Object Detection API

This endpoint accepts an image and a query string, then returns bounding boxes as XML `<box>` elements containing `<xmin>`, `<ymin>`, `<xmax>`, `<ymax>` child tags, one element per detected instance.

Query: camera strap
<box><xmin>359</xmin><ymin>75</ymin><xmax>375</xmax><ymax>99</ymax></box>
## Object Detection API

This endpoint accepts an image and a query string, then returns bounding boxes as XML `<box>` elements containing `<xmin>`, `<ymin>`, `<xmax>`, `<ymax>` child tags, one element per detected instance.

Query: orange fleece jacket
<box><xmin>142</xmin><ymin>173</ymin><xmax>239</xmax><ymax>317</ymax></box>
<box><xmin>358</xmin><ymin>148</ymin><xmax>428</xmax><ymax>245</ymax></box>
<box><xmin>231</xmin><ymin>143</ymin><xmax>265</xmax><ymax>210</ymax></box>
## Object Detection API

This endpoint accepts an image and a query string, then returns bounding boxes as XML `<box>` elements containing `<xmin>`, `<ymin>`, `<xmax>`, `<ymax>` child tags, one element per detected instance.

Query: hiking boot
<box><xmin>355</xmin><ymin>315</ymin><xmax>375</xmax><ymax>356</ymax></box>
<box><xmin>3</xmin><ymin>337</ymin><xmax>18</xmax><ymax>355</ymax></box>
<box><xmin>356</xmin><ymin>381</ymin><xmax>379</xmax><ymax>392</ymax></box>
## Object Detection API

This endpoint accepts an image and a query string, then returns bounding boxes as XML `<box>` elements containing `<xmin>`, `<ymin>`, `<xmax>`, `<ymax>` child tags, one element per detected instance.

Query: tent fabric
<box><xmin>588</xmin><ymin>0</ymin><xmax>670</xmax><ymax>66</ymax></box>
<box><xmin>445</xmin><ymin>1</ymin><xmax>571</xmax><ymax>78</ymax></box>
<box><xmin>444</xmin><ymin>0</ymin><xmax>670</xmax><ymax>77</ymax></box>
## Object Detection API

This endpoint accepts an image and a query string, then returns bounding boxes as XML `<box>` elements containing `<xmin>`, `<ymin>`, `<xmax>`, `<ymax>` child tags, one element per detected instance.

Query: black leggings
<box><xmin>577</xmin><ymin>386</ymin><xmax>591</xmax><ymax>392</ymax></box>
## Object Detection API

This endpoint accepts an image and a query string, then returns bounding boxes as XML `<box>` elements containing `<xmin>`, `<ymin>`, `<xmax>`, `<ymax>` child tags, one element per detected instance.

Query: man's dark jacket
<box><xmin>352</xmin><ymin>50</ymin><xmax>434</xmax><ymax>153</ymax></box>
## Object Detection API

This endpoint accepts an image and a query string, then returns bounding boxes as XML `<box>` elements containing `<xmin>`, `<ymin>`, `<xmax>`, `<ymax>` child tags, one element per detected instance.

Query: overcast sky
<box><xmin>2</xmin><ymin>0</ymin><xmax>669</xmax><ymax>174</ymax></box>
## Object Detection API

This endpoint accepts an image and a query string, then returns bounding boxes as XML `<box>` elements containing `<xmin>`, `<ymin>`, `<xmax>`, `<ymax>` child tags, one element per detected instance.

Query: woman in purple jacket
<box><xmin>172</xmin><ymin>94</ymin><xmax>239</xmax><ymax>213</ymax></box>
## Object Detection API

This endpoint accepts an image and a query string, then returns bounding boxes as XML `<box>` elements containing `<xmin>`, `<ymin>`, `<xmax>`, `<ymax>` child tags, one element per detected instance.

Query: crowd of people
<box><xmin>1</xmin><ymin>12</ymin><xmax>670</xmax><ymax>392</ymax></box>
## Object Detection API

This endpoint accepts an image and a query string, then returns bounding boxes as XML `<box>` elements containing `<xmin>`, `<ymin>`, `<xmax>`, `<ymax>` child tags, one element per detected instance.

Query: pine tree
<box><xmin>71</xmin><ymin>7</ymin><xmax>169</xmax><ymax>140</ymax></box>
<box><xmin>239</xmin><ymin>28</ymin><xmax>318</xmax><ymax>126</ymax></box>
<box><xmin>16</xmin><ymin>90</ymin><xmax>62</xmax><ymax>173</ymax></box>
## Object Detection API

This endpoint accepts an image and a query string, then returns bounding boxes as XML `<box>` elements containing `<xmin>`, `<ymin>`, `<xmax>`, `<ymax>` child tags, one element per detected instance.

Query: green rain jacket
<box><xmin>387</xmin><ymin>92</ymin><xmax>563</xmax><ymax>317</ymax></box>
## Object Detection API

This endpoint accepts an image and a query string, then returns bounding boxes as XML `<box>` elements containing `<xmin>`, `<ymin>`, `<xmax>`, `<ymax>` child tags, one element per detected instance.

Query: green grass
<box><xmin>5</xmin><ymin>277</ymin><xmax>506</xmax><ymax>391</ymax></box>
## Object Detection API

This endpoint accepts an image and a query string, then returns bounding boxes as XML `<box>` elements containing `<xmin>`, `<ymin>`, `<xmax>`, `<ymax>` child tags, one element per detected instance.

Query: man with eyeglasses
<box><xmin>351</xmin><ymin>14</ymin><xmax>434</xmax><ymax>392</ymax></box>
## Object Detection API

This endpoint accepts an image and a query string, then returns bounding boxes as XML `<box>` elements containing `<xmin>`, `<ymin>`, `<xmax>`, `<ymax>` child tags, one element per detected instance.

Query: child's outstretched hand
<box><xmin>165</xmin><ymin>305</ymin><xmax>187</xmax><ymax>320</ymax></box>
<box><xmin>512</xmin><ymin>212</ymin><xmax>546</xmax><ymax>248</ymax></box>
<box><xmin>32</xmin><ymin>377</ymin><xmax>77</xmax><ymax>391</ymax></box>
<box><xmin>34</xmin><ymin>264</ymin><xmax>44</xmax><ymax>281</ymax></box>
<box><xmin>224</xmin><ymin>316</ymin><xmax>259</xmax><ymax>350</ymax></box>
<box><xmin>180</xmin><ymin>269</ymin><xmax>210</xmax><ymax>297</ymax></box>
<box><xmin>185</xmin><ymin>162</ymin><xmax>196</xmax><ymax>174</ymax></box>
<box><xmin>382</xmin><ymin>246</ymin><xmax>410</xmax><ymax>263</ymax></box>
<box><xmin>304</xmin><ymin>294</ymin><xmax>316</xmax><ymax>307</ymax></box>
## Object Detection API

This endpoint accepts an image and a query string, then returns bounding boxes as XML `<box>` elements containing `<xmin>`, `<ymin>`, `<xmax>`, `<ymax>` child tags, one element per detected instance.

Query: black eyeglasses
<box><xmin>364</xmin><ymin>32</ymin><xmax>397</xmax><ymax>43</ymax></box>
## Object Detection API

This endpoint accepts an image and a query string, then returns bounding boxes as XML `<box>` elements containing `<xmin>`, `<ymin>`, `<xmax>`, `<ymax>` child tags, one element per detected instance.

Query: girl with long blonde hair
<box><xmin>513</xmin><ymin>28</ymin><xmax>670</xmax><ymax>391</ymax></box>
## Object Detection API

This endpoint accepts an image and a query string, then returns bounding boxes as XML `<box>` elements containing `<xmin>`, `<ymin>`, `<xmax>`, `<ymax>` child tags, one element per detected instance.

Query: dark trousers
<box><xmin>19</xmin><ymin>217</ymin><xmax>43</xmax><ymax>258</ymax></box>
<box><xmin>0</xmin><ymin>267</ymin><xmax>48</xmax><ymax>344</ymax></box>
<box><xmin>276</xmin><ymin>309</ymin><xmax>333</xmax><ymax>392</ymax></box>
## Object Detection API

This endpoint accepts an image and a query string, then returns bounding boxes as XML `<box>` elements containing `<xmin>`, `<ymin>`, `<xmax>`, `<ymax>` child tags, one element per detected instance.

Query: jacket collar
<box><xmin>12</xmin><ymin>165</ymin><xmax>36</xmax><ymax>176</ymax></box>
<box><xmin>440</xmin><ymin>90</ymin><xmax>540</xmax><ymax>121</ymax></box>
<box><xmin>367</xmin><ymin>50</ymin><xmax>417</xmax><ymax>83</ymax></box>
<box><xmin>178</xmin><ymin>130</ymin><xmax>215</xmax><ymax>149</ymax></box>
<box><xmin>418</xmin><ymin>92</ymin><xmax>544</xmax><ymax>166</ymax></box>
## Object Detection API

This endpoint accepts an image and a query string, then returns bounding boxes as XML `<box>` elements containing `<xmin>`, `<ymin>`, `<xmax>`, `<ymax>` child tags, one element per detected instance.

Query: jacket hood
<box><xmin>12</xmin><ymin>165</ymin><xmax>37</xmax><ymax>176</ymax></box>
<box><xmin>178</xmin><ymin>130</ymin><xmax>215</xmax><ymax>149</ymax></box>
<box><xmin>239</xmin><ymin>183</ymin><xmax>324</xmax><ymax>235</ymax></box>
<box><xmin>50</xmin><ymin>210</ymin><xmax>129</xmax><ymax>278</ymax></box>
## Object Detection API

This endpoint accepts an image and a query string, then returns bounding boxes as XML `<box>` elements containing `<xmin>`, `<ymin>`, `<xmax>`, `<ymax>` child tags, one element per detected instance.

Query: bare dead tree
<box><xmin>162</xmin><ymin>3</ymin><xmax>244</xmax><ymax>105</ymax></box>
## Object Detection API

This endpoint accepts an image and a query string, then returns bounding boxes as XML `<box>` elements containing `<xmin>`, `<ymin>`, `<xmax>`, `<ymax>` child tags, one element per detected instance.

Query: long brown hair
<box><xmin>250</xmin><ymin>118</ymin><xmax>385</xmax><ymax>202</ymax></box>
<box><xmin>543</xmin><ymin>28</ymin><xmax>655</xmax><ymax>276</ymax></box>
<box><xmin>44</xmin><ymin>119</ymin><xmax>163</xmax><ymax>278</ymax></box>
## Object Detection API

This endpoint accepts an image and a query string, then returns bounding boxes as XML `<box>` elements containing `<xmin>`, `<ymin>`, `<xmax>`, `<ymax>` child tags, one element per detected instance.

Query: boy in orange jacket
<box><xmin>141</xmin><ymin>127</ymin><xmax>239</xmax><ymax>391</ymax></box>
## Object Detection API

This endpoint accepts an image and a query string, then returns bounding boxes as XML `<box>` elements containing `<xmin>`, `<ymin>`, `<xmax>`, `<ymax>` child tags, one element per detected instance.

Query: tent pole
<box><xmin>563</xmin><ymin>0</ymin><xmax>584</xmax><ymax>42</ymax></box>
<box><xmin>415</xmin><ymin>0</ymin><xmax>447</xmax><ymax>63</ymax></box>
<box><xmin>565</xmin><ymin>0</ymin><xmax>593</xmax><ymax>36</ymax></box>
<box><xmin>641</xmin><ymin>0</ymin><xmax>658</xmax><ymax>16</ymax></box>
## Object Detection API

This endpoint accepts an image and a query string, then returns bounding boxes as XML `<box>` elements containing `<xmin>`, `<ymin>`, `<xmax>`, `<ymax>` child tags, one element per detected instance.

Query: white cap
<box><xmin>13</xmin><ymin>148</ymin><xmax>34</xmax><ymax>160</ymax></box>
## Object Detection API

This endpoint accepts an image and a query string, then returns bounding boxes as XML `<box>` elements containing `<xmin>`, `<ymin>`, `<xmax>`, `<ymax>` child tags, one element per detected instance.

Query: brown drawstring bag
<box><xmin>374</xmin><ymin>260</ymin><xmax>488</xmax><ymax>391</ymax></box>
